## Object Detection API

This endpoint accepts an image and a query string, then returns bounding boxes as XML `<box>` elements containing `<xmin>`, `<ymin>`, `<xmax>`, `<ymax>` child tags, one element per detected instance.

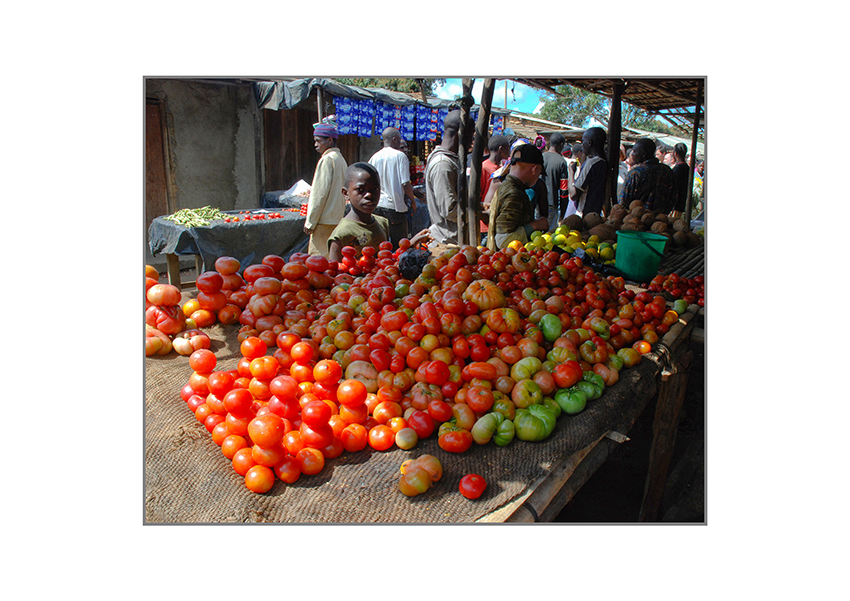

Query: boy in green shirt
<box><xmin>328</xmin><ymin>162</ymin><xmax>430</xmax><ymax>262</ymax></box>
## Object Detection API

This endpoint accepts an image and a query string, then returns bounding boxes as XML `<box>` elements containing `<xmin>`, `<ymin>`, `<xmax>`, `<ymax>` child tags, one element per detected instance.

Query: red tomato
<box><xmin>424</xmin><ymin>360</ymin><xmax>450</xmax><ymax>386</ymax></box>
<box><xmin>196</xmin><ymin>271</ymin><xmax>224</xmax><ymax>294</ymax></box>
<box><xmin>466</xmin><ymin>386</ymin><xmax>495</xmax><ymax>413</ymax></box>
<box><xmin>340</xmin><ymin>423</ymin><xmax>369</xmax><ymax>452</ymax></box>
<box><xmin>188</xmin><ymin>349</ymin><xmax>217</xmax><ymax>374</ymax></box>
<box><xmin>313</xmin><ymin>359</ymin><xmax>342</xmax><ymax>384</ymax></box>
<box><xmin>215</xmin><ymin>256</ymin><xmax>241</xmax><ymax>275</ymax></box>
<box><xmin>459</xmin><ymin>474</ymin><xmax>487</xmax><ymax>499</ymax></box>
<box><xmin>406</xmin><ymin>410</ymin><xmax>435</xmax><ymax>439</ymax></box>
<box><xmin>368</xmin><ymin>425</ymin><xmax>396</xmax><ymax>451</ymax></box>
<box><xmin>273</xmin><ymin>455</ymin><xmax>301</xmax><ymax>484</ymax></box>
<box><xmin>295</xmin><ymin>447</ymin><xmax>325</xmax><ymax>476</ymax></box>
<box><xmin>244</xmin><ymin>465</ymin><xmax>275</xmax><ymax>493</ymax></box>
<box><xmin>552</xmin><ymin>360</ymin><xmax>583</xmax><ymax>389</ymax></box>
<box><xmin>337</xmin><ymin>379</ymin><xmax>368</xmax><ymax>407</ymax></box>
<box><xmin>247</xmin><ymin>414</ymin><xmax>286</xmax><ymax>448</ymax></box>
<box><xmin>301</xmin><ymin>400</ymin><xmax>332</xmax><ymax>427</ymax></box>
<box><xmin>240</xmin><ymin>337</ymin><xmax>268</xmax><ymax>360</ymax></box>
<box><xmin>438</xmin><ymin>429</ymin><xmax>473</xmax><ymax>453</ymax></box>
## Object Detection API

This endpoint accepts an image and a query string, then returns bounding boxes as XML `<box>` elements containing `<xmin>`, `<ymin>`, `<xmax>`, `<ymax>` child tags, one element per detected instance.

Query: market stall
<box><xmin>148</xmin><ymin>211</ymin><xmax>307</xmax><ymax>288</ymax></box>
<box><xmin>144</xmin><ymin>287</ymin><xmax>700</xmax><ymax>524</ymax></box>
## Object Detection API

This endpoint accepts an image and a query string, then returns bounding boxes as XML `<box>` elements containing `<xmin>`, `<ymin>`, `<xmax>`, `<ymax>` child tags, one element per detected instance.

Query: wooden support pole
<box><xmin>468</xmin><ymin>78</ymin><xmax>495</xmax><ymax>246</ymax></box>
<box><xmin>317</xmin><ymin>87</ymin><xmax>324</xmax><ymax>122</ymax></box>
<box><xmin>457</xmin><ymin>78</ymin><xmax>475</xmax><ymax>245</ymax></box>
<box><xmin>685</xmin><ymin>79</ymin><xmax>703</xmax><ymax>231</ymax></box>
<box><xmin>604</xmin><ymin>81</ymin><xmax>624</xmax><ymax>216</ymax></box>
<box><xmin>639</xmin><ymin>349</ymin><xmax>694</xmax><ymax>522</ymax></box>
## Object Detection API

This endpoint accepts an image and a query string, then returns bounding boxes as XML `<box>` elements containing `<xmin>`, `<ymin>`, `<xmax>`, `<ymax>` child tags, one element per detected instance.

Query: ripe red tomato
<box><xmin>240</xmin><ymin>337</ymin><xmax>268</xmax><ymax>360</ymax></box>
<box><xmin>295</xmin><ymin>447</ymin><xmax>325</xmax><ymax>476</ymax></box>
<box><xmin>459</xmin><ymin>474</ymin><xmax>487</xmax><ymax>499</ymax></box>
<box><xmin>196</xmin><ymin>271</ymin><xmax>224</xmax><ymax>294</ymax></box>
<box><xmin>406</xmin><ymin>410</ymin><xmax>435</xmax><ymax>439</ymax></box>
<box><xmin>273</xmin><ymin>455</ymin><xmax>301</xmax><ymax>484</ymax></box>
<box><xmin>438</xmin><ymin>429</ymin><xmax>473</xmax><ymax>453</ymax></box>
<box><xmin>247</xmin><ymin>414</ymin><xmax>286</xmax><ymax>448</ymax></box>
<box><xmin>337</xmin><ymin>379</ymin><xmax>367</xmax><ymax>407</ymax></box>
<box><xmin>301</xmin><ymin>400</ymin><xmax>332</xmax><ymax>428</ymax></box>
<box><xmin>313</xmin><ymin>359</ymin><xmax>342</xmax><ymax>384</ymax></box>
<box><xmin>231</xmin><ymin>447</ymin><xmax>257</xmax><ymax>476</ymax></box>
<box><xmin>368</xmin><ymin>425</ymin><xmax>396</xmax><ymax>451</ymax></box>
<box><xmin>552</xmin><ymin>360</ymin><xmax>583</xmax><ymax>389</ymax></box>
<box><xmin>244</xmin><ymin>465</ymin><xmax>275</xmax><ymax>493</ymax></box>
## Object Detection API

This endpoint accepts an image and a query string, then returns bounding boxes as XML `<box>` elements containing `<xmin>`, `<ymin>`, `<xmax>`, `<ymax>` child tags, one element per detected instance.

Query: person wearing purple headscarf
<box><xmin>304</xmin><ymin>121</ymin><xmax>348</xmax><ymax>257</ymax></box>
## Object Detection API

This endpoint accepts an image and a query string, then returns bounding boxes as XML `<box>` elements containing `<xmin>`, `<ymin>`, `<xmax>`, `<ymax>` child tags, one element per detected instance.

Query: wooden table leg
<box><xmin>639</xmin><ymin>349</ymin><xmax>693</xmax><ymax>522</ymax></box>
<box><xmin>165</xmin><ymin>253</ymin><xmax>181</xmax><ymax>288</ymax></box>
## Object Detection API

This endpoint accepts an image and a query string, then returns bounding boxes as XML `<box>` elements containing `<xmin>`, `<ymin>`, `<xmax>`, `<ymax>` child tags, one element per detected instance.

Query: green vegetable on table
<box><xmin>164</xmin><ymin>206</ymin><xmax>230</xmax><ymax>227</ymax></box>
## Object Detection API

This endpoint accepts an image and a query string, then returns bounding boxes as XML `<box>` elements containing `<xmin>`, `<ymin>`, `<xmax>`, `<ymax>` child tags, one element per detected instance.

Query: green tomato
<box><xmin>582</xmin><ymin>371</ymin><xmax>606</xmax><ymax>397</ymax></box>
<box><xmin>575</xmin><ymin>379</ymin><xmax>601</xmax><ymax>401</ymax></box>
<box><xmin>513</xmin><ymin>404</ymin><xmax>557</xmax><ymax>442</ymax></box>
<box><xmin>605</xmin><ymin>354</ymin><xmax>624</xmax><ymax>372</ymax></box>
<box><xmin>510</xmin><ymin>357</ymin><xmax>543</xmax><ymax>381</ymax></box>
<box><xmin>542</xmin><ymin>397</ymin><xmax>562</xmax><ymax>419</ymax></box>
<box><xmin>555</xmin><ymin>387</ymin><xmax>588</xmax><ymax>414</ymax></box>
<box><xmin>673</xmin><ymin>299</ymin><xmax>688</xmax><ymax>314</ymax></box>
<box><xmin>538</xmin><ymin>313</ymin><xmax>563</xmax><ymax>342</ymax></box>
<box><xmin>511</xmin><ymin>378</ymin><xmax>543</xmax><ymax>409</ymax></box>
<box><xmin>471</xmin><ymin>413</ymin><xmax>500</xmax><ymax>445</ymax></box>
<box><xmin>492</xmin><ymin>397</ymin><xmax>516</xmax><ymax>421</ymax></box>
<box><xmin>493</xmin><ymin>418</ymin><xmax>515</xmax><ymax>446</ymax></box>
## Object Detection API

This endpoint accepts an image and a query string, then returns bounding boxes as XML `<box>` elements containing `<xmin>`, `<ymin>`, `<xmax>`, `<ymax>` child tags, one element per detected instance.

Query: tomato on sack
<box><xmin>459</xmin><ymin>474</ymin><xmax>487</xmax><ymax>499</ymax></box>
<box><xmin>438</xmin><ymin>428</ymin><xmax>473</xmax><ymax>453</ymax></box>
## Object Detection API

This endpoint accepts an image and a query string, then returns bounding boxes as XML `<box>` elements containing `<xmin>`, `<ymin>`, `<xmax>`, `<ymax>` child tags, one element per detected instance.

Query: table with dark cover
<box><xmin>148</xmin><ymin>211</ymin><xmax>308</xmax><ymax>283</ymax></box>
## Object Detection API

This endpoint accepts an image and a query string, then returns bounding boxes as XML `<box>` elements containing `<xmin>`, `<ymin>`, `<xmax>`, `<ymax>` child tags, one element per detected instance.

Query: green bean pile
<box><xmin>163</xmin><ymin>206</ymin><xmax>230</xmax><ymax>227</ymax></box>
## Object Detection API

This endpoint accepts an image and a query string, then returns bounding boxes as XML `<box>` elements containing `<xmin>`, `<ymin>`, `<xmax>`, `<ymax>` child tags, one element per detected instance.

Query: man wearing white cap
<box><xmin>304</xmin><ymin>121</ymin><xmax>348</xmax><ymax>257</ymax></box>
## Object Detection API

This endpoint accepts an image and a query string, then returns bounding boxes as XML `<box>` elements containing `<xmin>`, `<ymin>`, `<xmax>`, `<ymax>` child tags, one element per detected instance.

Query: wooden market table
<box><xmin>147</xmin><ymin>210</ymin><xmax>307</xmax><ymax>288</ymax></box>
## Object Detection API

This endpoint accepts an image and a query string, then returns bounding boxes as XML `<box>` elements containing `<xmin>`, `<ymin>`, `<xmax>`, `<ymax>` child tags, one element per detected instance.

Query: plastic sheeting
<box><xmin>148</xmin><ymin>211</ymin><xmax>308</xmax><ymax>271</ymax></box>
<box><xmin>253</xmin><ymin>78</ymin><xmax>511</xmax><ymax>115</ymax></box>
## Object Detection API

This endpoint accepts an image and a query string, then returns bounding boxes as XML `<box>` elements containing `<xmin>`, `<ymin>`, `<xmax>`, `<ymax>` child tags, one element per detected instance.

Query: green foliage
<box><xmin>538</xmin><ymin>85</ymin><xmax>608</xmax><ymax>127</ymax></box>
<box><xmin>539</xmin><ymin>85</ymin><xmax>702</xmax><ymax>141</ymax></box>
<box><xmin>335</xmin><ymin>78</ymin><xmax>446</xmax><ymax>95</ymax></box>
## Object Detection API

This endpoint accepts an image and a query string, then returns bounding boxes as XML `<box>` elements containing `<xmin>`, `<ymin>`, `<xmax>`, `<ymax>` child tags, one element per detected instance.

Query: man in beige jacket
<box><xmin>304</xmin><ymin>122</ymin><xmax>348</xmax><ymax>257</ymax></box>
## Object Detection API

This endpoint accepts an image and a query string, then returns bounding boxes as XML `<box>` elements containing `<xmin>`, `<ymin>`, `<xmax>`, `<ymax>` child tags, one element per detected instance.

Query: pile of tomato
<box><xmin>158</xmin><ymin>239</ymin><xmax>705</xmax><ymax>496</ymax></box>
<box><xmin>223</xmin><ymin>209</ymin><xmax>300</xmax><ymax>223</ymax></box>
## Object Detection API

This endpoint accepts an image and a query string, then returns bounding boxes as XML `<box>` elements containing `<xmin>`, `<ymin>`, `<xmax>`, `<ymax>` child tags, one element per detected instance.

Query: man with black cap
<box><xmin>486</xmin><ymin>143</ymin><xmax>550</xmax><ymax>251</ymax></box>
<box><xmin>304</xmin><ymin>120</ymin><xmax>348</xmax><ymax>257</ymax></box>
<box><xmin>542</xmin><ymin>133</ymin><xmax>569</xmax><ymax>231</ymax></box>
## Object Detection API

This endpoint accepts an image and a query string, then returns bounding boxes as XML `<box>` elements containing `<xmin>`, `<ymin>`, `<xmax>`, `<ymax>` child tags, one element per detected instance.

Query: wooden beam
<box><xmin>633</xmin><ymin>79</ymin><xmax>700</xmax><ymax>108</ymax></box>
<box><xmin>604</xmin><ymin>81</ymin><xmax>623</xmax><ymax>216</ymax></box>
<box><xmin>468</xmin><ymin>78</ymin><xmax>495</xmax><ymax>245</ymax></box>
<box><xmin>685</xmin><ymin>80</ymin><xmax>704</xmax><ymax>231</ymax></box>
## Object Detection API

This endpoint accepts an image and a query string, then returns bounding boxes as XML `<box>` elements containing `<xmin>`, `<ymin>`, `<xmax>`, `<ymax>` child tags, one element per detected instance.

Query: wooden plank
<box><xmin>477</xmin><ymin>437</ymin><xmax>604</xmax><ymax>523</ymax></box>
<box><xmin>639</xmin><ymin>348</ymin><xmax>693</xmax><ymax>522</ymax></box>
<box><xmin>165</xmin><ymin>253</ymin><xmax>182</xmax><ymax>288</ymax></box>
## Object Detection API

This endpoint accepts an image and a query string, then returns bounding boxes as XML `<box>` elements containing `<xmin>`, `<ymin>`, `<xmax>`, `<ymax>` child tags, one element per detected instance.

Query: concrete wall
<box><xmin>146</xmin><ymin>79</ymin><xmax>262</xmax><ymax>212</ymax></box>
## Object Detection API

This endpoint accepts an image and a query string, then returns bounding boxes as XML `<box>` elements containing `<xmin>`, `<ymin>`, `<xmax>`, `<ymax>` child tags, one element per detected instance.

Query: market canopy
<box><xmin>511</xmin><ymin>78</ymin><xmax>705</xmax><ymax>137</ymax></box>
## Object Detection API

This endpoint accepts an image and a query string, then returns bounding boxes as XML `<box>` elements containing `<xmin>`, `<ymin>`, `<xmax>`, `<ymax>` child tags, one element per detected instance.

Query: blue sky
<box><xmin>434</xmin><ymin>79</ymin><xmax>545</xmax><ymax>115</ymax></box>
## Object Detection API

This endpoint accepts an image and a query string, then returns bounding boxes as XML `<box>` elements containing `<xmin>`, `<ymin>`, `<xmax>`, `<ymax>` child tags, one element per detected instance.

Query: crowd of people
<box><xmin>301</xmin><ymin>112</ymin><xmax>705</xmax><ymax>259</ymax></box>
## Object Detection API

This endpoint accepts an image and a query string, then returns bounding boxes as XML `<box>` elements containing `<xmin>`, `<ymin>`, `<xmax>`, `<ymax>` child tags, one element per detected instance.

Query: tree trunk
<box><xmin>457</xmin><ymin>78</ymin><xmax>475</xmax><ymax>245</ymax></box>
<box><xmin>468</xmin><ymin>78</ymin><xmax>495</xmax><ymax>245</ymax></box>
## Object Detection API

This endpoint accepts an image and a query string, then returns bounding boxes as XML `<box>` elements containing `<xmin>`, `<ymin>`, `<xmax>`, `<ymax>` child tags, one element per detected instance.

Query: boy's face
<box><xmin>343</xmin><ymin>170</ymin><xmax>380</xmax><ymax>213</ymax></box>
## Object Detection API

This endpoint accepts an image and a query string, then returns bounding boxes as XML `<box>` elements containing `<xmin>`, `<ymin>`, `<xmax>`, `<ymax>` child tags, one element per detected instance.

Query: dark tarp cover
<box><xmin>148</xmin><ymin>212</ymin><xmax>308</xmax><ymax>271</ymax></box>
<box><xmin>253</xmin><ymin>78</ymin><xmax>512</xmax><ymax>115</ymax></box>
